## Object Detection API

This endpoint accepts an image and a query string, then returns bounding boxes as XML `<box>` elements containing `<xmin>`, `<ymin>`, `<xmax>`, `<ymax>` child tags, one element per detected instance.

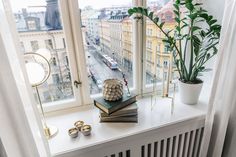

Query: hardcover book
<box><xmin>100</xmin><ymin>115</ymin><xmax>138</xmax><ymax>123</ymax></box>
<box><xmin>94</xmin><ymin>94</ymin><xmax>136</xmax><ymax>114</ymax></box>
<box><xmin>100</xmin><ymin>103</ymin><xmax>138</xmax><ymax>117</ymax></box>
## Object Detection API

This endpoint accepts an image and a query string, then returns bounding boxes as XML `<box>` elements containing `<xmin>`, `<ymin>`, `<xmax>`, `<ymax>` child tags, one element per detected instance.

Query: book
<box><xmin>100</xmin><ymin>112</ymin><xmax>137</xmax><ymax>118</ymax></box>
<box><xmin>100</xmin><ymin>115</ymin><xmax>138</xmax><ymax>123</ymax></box>
<box><xmin>100</xmin><ymin>103</ymin><xmax>138</xmax><ymax>117</ymax></box>
<box><xmin>94</xmin><ymin>94</ymin><xmax>136</xmax><ymax>114</ymax></box>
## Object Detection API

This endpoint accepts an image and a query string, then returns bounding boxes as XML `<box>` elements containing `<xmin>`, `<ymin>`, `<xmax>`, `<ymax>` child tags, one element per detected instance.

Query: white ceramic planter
<box><xmin>178</xmin><ymin>80</ymin><xmax>203</xmax><ymax>105</ymax></box>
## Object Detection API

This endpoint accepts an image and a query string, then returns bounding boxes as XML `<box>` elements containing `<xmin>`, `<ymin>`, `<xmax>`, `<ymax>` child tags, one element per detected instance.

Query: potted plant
<box><xmin>128</xmin><ymin>0</ymin><xmax>221</xmax><ymax>104</ymax></box>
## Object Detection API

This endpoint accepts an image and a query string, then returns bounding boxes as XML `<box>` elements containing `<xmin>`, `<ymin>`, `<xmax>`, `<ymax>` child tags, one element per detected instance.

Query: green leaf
<box><xmin>128</xmin><ymin>9</ymin><xmax>134</xmax><ymax>16</ymax></box>
<box><xmin>149</xmin><ymin>12</ymin><xmax>154</xmax><ymax>20</ymax></box>
<box><xmin>195</xmin><ymin>3</ymin><xmax>203</xmax><ymax>6</ymax></box>
<box><xmin>162</xmin><ymin>39</ymin><xmax>171</xmax><ymax>44</ymax></box>
<box><xmin>175</xmin><ymin>0</ymin><xmax>180</xmax><ymax>4</ymax></box>
<box><xmin>132</xmin><ymin>7</ymin><xmax>138</xmax><ymax>12</ymax></box>
<box><xmin>185</xmin><ymin>3</ymin><xmax>194</xmax><ymax>11</ymax></box>
<box><xmin>175</xmin><ymin>17</ymin><xmax>180</xmax><ymax>23</ymax></box>
<box><xmin>173</xmin><ymin>4</ymin><xmax>179</xmax><ymax>10</ymax></box>
<box><xmin>153</xmin><ymin>17</ymin><xmax>159</xmax><ymax>23</ymax></box>
<box><xmin>175</xmin><ymin>26</ymin><xmax>181</xmax><ymax>32</ymax></box>
<box><xmin>174</xmin><ymin>10</ymin><xmax>179</xmax><ymax>16</ymax></box>
<box><xmin>209</xmin><ymin>19</ymin><xmax>217</xmax><ymax>25</ymax></box>
<box><xmin>199</xmin><ymin>13</ymin><xmax>208</xmax><ymax>20</ymax></box>
<box><xmin>137</xmin><ymin>7</ymin><xmax>143</xmax><ymax>14</ymax></box>
<box><xmin>192</xmin><ymin>26</ymin><xmax>201</xmax><ymax>32</ymax></box>
<box><xmin>208</xmin><ymin>15</ymin><xmax>213</xmax><ymax>21</ymax></box>
<box><xmin>188</xmin><ymin>13</ymin><xmax>197</xmax><ymax>20</ymax></box>
<box><xmin>142</xmin><ymin>8</ymin><xmax>148</xmax><ymax>16</ymax></box>
<box><xmin>213</xmin><ymin>47</ymin><xmax>218</xmax><ymax>55</ymax></box>
<box><xmin>160</xmin><ymin>22</ymin><xmax>165</xmax><ymax>28</ymax></box>
<box><xmin>206</xmin><ymin>53</ymin><xmax>211</xmax><ymax>60</ymax></box>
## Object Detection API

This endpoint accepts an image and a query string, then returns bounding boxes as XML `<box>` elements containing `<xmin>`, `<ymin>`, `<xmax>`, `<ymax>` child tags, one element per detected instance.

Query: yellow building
<box><xmin>92</xmin><ymin>2</ymin><xmax>177</xmax><ymax>81</ymax></box>
<box><xmin>146</xmin><ymin>1</ymin><xmax>177</xmax><ymax>82</ymax></box>
<box><xmin>122</xmin><ymin>17</ymin><xmax>133</xmax><ymax>71</ymax></box>
<box><xmin>98</xmin><ymin>19</ymin><xmax>111</xmax><ymax>55</ymax></box>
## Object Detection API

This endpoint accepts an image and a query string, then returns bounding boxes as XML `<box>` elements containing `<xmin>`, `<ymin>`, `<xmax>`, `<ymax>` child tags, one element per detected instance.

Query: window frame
<box><xmin>6</xmin><ymin>0</ymin><xmax>176</xmax><ymax>112</ymax></box>
<box><xmin>4</xmin><ymin>0</ymin><xmax>89</xmax><ymax>112</ymax></box>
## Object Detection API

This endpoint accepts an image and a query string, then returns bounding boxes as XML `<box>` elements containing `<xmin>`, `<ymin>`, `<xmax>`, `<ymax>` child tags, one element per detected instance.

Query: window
<box><xmin>62</xmin><ymin>38</ymin><xmax>66</xmax><ymax>48</ymax></box>
<box><xmin>79</xmin><ymin>0</ymin><xmax>133</xmax><ymax>95</ymax></box>
<box><xmin>30</xmin><ymin>40</ymin><xmax>39</xmax><ymax>51</ymax></box>
<box><xmin>27</xmin><ymin>20</ymin><xmax>37</xmax><ymax>30</ymax></box>
<box><xmin>52</xmin><ymin>57</ymin><xmax>57</xmax><ymax>66</ymax></box>
<box><xmin>156</xmin><ymin>44</ymin><xmax>160</xmax><ymax>52</ymax></box>
<box><xmin>163</xmin><ymin>60</ymin><xmax>168</xmax><ymax>68</ymax></box>
<box><xmin>52</xmin><ymin>74</ymin><xmax>60</xmax><ymax>84</ymax></box>
<box><xmin>45</xmin><ymin>39</ymin><xmax>53</xmax><ymax>49</ymax></box>
<box><xmin>9</xmin><ymin>0</ymin><xmax>77</xmax><ymax>106</ymax></box>
<box><xmin>147</xmin><ymin>40</ymin><xmax>152</xmax><ymax>49</ymax></box>
<box><xmin>20</xmin><ymin>41</ymin><xmax>25</xmax><ymax>52</ymax></box>
<box><xmin>164</xmin><ymin>43</ymin><xmax>169</xmax><ymax>53</ymax></box>
<box><xmin>147</xmin><ymin>28</ymin><xmax>152</xmax><ymax>36</ymax></box>
<box><xmin>6</xmin><ymin>0</ymin><xmax>185</xmax><ymax>110</ymax></box>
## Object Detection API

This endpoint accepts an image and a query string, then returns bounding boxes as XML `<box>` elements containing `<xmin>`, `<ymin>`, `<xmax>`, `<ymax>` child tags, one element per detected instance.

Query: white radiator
<box><xmin>55</xmin><ymin>117</ymin><xmax>205</xmax><ymax>157</ymax></box>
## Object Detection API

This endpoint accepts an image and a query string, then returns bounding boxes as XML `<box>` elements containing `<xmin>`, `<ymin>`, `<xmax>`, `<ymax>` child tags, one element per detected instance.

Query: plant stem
<box><xmin>189</xmin><ymin>18</ymin><xmax>194</xmax><ymax>81</ymax></box>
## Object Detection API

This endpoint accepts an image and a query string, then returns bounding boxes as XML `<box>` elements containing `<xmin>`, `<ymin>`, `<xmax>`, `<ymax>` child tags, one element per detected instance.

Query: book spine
<box><xmin>94</xmin><ymin>101</ymin><xmax>107</xmax><ymax>114</ymax></box>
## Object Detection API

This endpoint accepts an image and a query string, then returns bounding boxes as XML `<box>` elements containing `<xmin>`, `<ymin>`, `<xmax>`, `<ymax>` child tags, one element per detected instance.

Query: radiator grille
<box><xmin>140</xmin><ymin>127</ymin><xmax>204</xmax><ymax>157</ymax></box>
<box><xmin>105</xmin><ymin>150</ymin><xmax>131</xmax><ymax>157</ymax></box>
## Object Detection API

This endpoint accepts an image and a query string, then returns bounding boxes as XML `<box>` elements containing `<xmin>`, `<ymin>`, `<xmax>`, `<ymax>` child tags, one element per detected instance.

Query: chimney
<box><xmin>22</xmin><ymin>8</ymin><xmax>28</xmax><ymax>18</ymax></box>
<box><xmin>45</xmin><ymin>0</ymin><xmax>62</xmax><ymax>30</ymax></box>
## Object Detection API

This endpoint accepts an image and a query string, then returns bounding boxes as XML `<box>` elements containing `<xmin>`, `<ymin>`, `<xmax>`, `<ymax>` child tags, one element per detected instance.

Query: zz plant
<box><xmin>128</xmin><ymin>0</ymin><xmax>221</xmax><ymax>84</ymax></box>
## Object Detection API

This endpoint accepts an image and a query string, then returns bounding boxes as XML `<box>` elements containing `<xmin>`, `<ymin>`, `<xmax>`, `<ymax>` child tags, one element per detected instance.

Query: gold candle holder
<box><xmin>81</xmin><ymin>125</ymin><xmax>92</xmax><ymax>136</ymax></box>
<box><xmin>68</xmin><ymin>128</ymin><xmax>79</xmax><ymax>138</ymax></box>
<box><xmin>74</xmin><ymin>120</ymin><xmax>84</xmax><ymax>131</ymax></box>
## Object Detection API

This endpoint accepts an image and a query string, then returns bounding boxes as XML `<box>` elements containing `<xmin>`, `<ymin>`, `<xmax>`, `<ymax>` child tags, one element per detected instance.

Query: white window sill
<box><xmin>46</xmin><ymin>82</ymin><xmax>210</xmax><ymax>156</ymax></box>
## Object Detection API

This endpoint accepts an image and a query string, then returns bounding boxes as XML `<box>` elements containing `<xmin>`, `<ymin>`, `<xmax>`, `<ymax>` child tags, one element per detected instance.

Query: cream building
<box><xmin>15</xmin><ymin>10</ymin><xmax>73</xmax><ymax>103</ymax></box>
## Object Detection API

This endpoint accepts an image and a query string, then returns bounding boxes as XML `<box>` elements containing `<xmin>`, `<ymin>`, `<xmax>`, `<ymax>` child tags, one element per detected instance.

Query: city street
<box><xmin>85</xmin><ymin>43</ymin><xmax>133</xmax><ymax>95</ymax></box>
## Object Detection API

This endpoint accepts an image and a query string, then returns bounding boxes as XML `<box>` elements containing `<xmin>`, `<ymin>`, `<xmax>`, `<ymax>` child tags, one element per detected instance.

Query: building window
<box><xmin>164</xmin><ymin>43</ymin><xmax>169</xmax><ymax>53</ymax></box>
<box><xmin>156</xmin><ymin>44</ymin><xmax>160</xmax><ymax>52</ymax></box>
<box><xmin>27</xmin><ymin>20</ymin><xmax>36</xmax><ymax>30</ymax></box>
<box><xmin>147</xmin><ymin>28</ymin><xmax>152</xmax><ymax>36</ymax></box>
<box><xmin>147</xmin><ymin>40</ymin><xmax>152</xmax><ymax>49</ymax></box>
<box><xmin>52</xmin><ymin>74</ymin><xmax>60</xmax><ymax>84</ymax></box>
<box><xmin>20</xmin><ymin>42</ymin><xmax>25</xmax><ymax>52</ymax></box>
<box><xmin>45</xmin><ymin>39</ymin><xmax>53</xmax><ymax>49</ymax></box>
<box><xmin>52</xmin><ymin>57</ymin><xmax>57</xmax><ymax>66</ymax></box>
<box><xmin>163</xmin><ymin>60</ymin><xmax>168</xmax><ymax>68</ymax></box>
<box><xmin>30</xmin><ymin>40</ymin><xmax>39</xmax><ymax>51</ymax></box>
<box><xmin>62</xmin><ymin>38</ymin><xmax>66</xmax><ymax>48</ymax></box>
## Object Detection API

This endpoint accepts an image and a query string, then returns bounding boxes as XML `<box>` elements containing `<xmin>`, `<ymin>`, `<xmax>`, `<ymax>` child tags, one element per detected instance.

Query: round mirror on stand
<box><xmin>24</xmin><ymin>51</ymin><xmax>58</xmax><ymax>139</ymax></box>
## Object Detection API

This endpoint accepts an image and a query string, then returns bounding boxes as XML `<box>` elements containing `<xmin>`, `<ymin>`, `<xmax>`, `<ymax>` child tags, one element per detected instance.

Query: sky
<box><xmin>9</xmin><ymin>0</ymin><xmax>132</xmax><ymax>12</ymax></box>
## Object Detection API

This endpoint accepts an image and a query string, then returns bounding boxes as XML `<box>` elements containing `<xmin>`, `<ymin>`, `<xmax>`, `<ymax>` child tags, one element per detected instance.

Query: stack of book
<box><xmin>94</xmin><ymin>94</ymin><xmax>138</xmax><ymax>123</ymax></box>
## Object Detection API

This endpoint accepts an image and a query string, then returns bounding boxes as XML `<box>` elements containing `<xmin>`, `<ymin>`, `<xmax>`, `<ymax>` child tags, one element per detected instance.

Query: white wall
<box><xmin>203</xmin><ymin>0</ymin><xmax>225</xmax><ymax>24</ymax></box>
<box><xmin>203</xmin><ymin>0</ymin><xmax>226</xmax><ymax>70</ymax></box>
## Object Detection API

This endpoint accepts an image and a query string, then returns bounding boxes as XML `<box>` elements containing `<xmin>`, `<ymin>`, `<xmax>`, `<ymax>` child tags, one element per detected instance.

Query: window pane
<box><xmin>146</xmin><ymin>0</ymin><xmax>178</xmax><ymax>85</ymax></box>
<box><xmin>79</xmin><ymin>1</ymin><xmax>133</xmax><ymax>95</ymax></box>
<box><xmin>10</xmin><ymin>0</ymin><xmax>74</xmax><ymax>104</ymax></box>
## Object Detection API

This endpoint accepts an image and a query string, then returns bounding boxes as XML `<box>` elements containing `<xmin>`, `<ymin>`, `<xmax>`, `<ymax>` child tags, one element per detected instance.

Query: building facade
<box><xmin>15</xmin><ymin>7</ymin><xmax>73</xmax><ymax>103</ymax></box>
